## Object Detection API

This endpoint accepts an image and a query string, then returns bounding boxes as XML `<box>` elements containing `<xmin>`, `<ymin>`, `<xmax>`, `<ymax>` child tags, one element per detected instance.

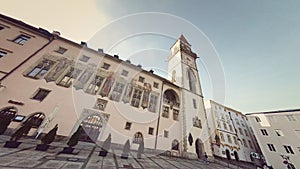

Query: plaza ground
<box><xmin>0</xmin><ymin>135</ymin><xmax>254</xmax><ymax>169</ymax></box>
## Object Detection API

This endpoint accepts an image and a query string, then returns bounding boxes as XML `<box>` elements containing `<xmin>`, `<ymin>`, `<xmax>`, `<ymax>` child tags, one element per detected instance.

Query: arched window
<box><xmin>80</xmin><ymin>114</ymin><xmax>103</xmax><ymax>142</ymax></box>
<box><xmin>187</xmin><ymin>69</ymin><xmax>196</xmax><ymax>93</ymax></box>
<box><xmin>163</xmin><ymin>89</ymin><xmax>180</xmax><ymax>108</ymax></box>
<box><xmin>133</xmin><ymin>132</ymin><xmax>143</xmax><ymax>144</ymax></box>
<box><xmin>23</xmin><ymin>112</ymin><xmax>45</xmax><ymax>128</ymax></box>
<box><xmin>0</xmin><ymin>106</ymin><xmax>17</xmax><ymax>119</ymax></box>
<box><xmin>172</xmin><ymin>139</ymin><xmax>179</xmax><ymax>150</ymax></box>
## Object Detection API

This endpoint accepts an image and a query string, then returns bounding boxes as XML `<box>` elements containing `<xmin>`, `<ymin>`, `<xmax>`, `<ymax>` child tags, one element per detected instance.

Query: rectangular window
<box><xmin>164</xmin><ymin>130</ymin><xmax>169</xmax><ymax>138</ymax></box>
<box><xmin>121</xmin><ymin>70</ymin><xmax>129</xmax><ymax>77</ymax></box>
<box><xmin>255</xmin><ymin>117</ymin><xmax>261</xmax><ymax>122</ymax></box>
<box><xmin>27</xmin><ymin>59</ymin><xmax>55</xmax><ymax>79</ymax></box>
<box><xmin>173</xmin><ymin>109</ymin><xmax>179</xmax><ymax>121</ymax></box>
<box><xmin>148</xmin><ymin>94</ymin><xmax>158</xmax><ymax>113</ymax></box>
<box><xmin>244</xmin><ymin>129</ymin><xmax>249</xmax><ymax>136</ymax></box>
<box><xmin>261</xmin><ymin>129</ymin><xmax>268</xmax><ymax>136</ymax></box>
<box><xmin>223</xmin><ymin>122</ymin><xmax>228</xmax><ymax>130</ymax></box>
<box><xmin>286</xmin><ymin>115</ymin><xmax>297</xmax><ymax>121</ymax></box>
<box><xmin>192</xmin><ymin>99</ymin><xmax>197</xmax><ymax>109</ymax></box>
<box><xmin>79</xmin><ymin>55</ymin><xmax>90</xmax><ymax>62</ymax></box>
<box><xmin>162</xmin><ymin>106</ymin><xmax>169</xmax><ymax>118</ymax></box>
<box><xmin>275</xmin><ymin>129</ymin><xmax>284</xmax><ymax>136</ymax></box>
<box><xmin>32</xmin><ymin>88</ymin><xmax>51</xmax><ymax>101</ymax></box>
<box><xmin>243</xmin><ymin>139</ymin><xmax>248</xmax><ymax>147</ymax></box>
<box><xmin>239</xmin><ymin>128</ymin><xmax>243</xmax><ymax>135</ymax></box>
<box><xmin>58</xmin><ymin>67</ymin><xmax>82</xmax><ymax>88</ymax></box>
<box><xmin>130</xmin><ymin>88</ymin><xmax>143</xmax><ymax>108</ymax></box>
<box><xmin>0</xmin><ymin>51</ymin><xmax>7</xmax><ymax>58</ymax></box>
<box><xmin>220</xmin><ymin>133</ymin><xmax>225</xmax><ymax>141</ymax></box>
<box><xmin>248</xmin><ymin>140</ymin><xmax>253</xmax><ymax>149</ymax></box>
<box><xmin>236</xmin><ymin>118</ymin><xmax>240</xmax><ymax>125</ymax></box>
<box><xmin>229</xmin><ymin>124</ymin><xmax>233</xmax><ymax>132</ymax></box>
<box><xmin>234</xmin><ymin>136</ymin><xmax>239</xmax><ymax>145</ymax></box>
<box><xmin>101</xmin><ymin>63</ymin><xmax>110</xmax><ymax>70</ymax></box>
<box><xmin>110</xmin><ymin>82</ymin><xmax>125</xmax><ymax>101</ymax></box>
<box><xmin>138</xmin><ymin>76</ymin><xmax>145</xmax><ymax>83</ymax></box>
<box><xmin>148</xmin><ymin>127</ymin><xmax>154</xmax><ymax>135</ymax></box>
<box><xmin>85</xmin><ymin>75</ymin><xmax>104</xmax><ymax>95</ymax></box>
<box><xmin>13</xmin><ymin>34</ymin><xmax>30</xmax><ymax>45</ymax></box>
<box><xmin>55</xmin><ymin>47</ymin><xmax>67</xmax><ymax>54</ymax></box>
<box><xmin>227</xmin><ymin>134</ymin><xmax>232</xmax><ymax>143</ymax></box>
<box><xmin>125</xmin><ymin>122</ymin><xmax>132</xmax><ymax>130</ymax></box>
<box><xmin>153</xmin><ymin>82</ymin><xmax>159</xmax><ymax>88</ymax></box>
<box><xmin>283</xmin><ymin>145</ymin><xmax>294</xmax><ymax>154</ymax></box>
<box><xmin>267</xmin><ymin>144</ymin><xmax>276</xmax><ymax>152</ymax></box>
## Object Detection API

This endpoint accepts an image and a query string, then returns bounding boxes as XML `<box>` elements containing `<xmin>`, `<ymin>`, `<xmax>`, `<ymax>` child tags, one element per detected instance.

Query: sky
<box><xmin>1</xmin><ymin>0</ymin><xmax>299</xmax><ymax>113</ymax></box>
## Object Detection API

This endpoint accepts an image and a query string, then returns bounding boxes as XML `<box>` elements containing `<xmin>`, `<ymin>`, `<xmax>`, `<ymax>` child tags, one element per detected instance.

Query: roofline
<box><xmin>0</xmin><ymin>13</ymin><xmax>180</xmax><ymax>89</ymax></box>
<box><xmin>245</xmin><ymin>108</ymin><xmax>300</xmax><ymax>115</ymax></box>
<box><xmin>0</xmin><ymin>13</ymin><xmax>53</xmax><ymax>39</ymax></box>
<box><xmin>207</xmin><ymin>100</ymin><xmax>245</xmax><ymax>116</ymax></box>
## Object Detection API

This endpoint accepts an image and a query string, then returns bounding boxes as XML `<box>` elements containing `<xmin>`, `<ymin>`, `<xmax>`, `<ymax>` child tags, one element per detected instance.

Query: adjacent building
<box><xmin>0</xmin><ymin>13</ymin><xmax>212</xmax><ymax>158</ymax></box>
<box><xmin>205</xmin><ymin>100</ymin><xmax>260</xmax><ymax>163</ymax></box>
<box><xmin>246</xmin><ymin>109</ymin><xmax>300</xmax><ymax>168</ymax></box>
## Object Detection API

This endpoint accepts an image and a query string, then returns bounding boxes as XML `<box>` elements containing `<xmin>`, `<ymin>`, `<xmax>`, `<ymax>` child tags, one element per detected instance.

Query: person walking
<box><xmin>204</xmin><ymin>152</ymin><xmax>209</xmax><ymax>164</ymax></box>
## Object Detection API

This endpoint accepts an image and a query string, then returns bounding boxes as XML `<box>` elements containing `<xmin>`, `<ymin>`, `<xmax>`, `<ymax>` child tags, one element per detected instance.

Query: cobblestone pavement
<box><xmin>0</xmin><ymin>136</ymin><xmax>234</xmax><ymax>169</ymax></box>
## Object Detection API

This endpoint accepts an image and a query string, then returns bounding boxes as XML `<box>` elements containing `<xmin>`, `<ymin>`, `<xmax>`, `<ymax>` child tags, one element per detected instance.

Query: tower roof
<box><xmin>178</xmin><ymin>34</ymin><xmax>191</xmax><ymax>46</ymax></box>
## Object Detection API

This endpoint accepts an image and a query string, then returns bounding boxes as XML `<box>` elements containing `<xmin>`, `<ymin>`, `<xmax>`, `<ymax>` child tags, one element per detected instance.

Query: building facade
<box><xmin>0</xmin><ymin>14</ymin><xmax>211</xmax><ymax>158</ymax></box>
<box><xmin>205</xmin><ymin>100</ymin><xmax>259</xmax><ymax>163</ymax></box>
<box><xmin>246</xmin><ymin>109</ymin><xmax>300</xmax><ymax>168</ymax></box>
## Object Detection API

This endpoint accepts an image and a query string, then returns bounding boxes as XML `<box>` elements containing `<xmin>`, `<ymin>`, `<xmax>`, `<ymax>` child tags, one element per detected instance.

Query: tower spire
<box><xmin>178</xmin><ymin>34</ymin><xmax>190</xmax><ymax>46</ymax></box>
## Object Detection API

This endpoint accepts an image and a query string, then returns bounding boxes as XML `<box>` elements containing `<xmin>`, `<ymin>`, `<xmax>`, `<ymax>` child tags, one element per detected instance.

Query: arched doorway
<box><xmin>0</xmin><ymin>106</ymin><xmax>18</xmax><ymax>134</ymax></box>
<box><xmin>20</xmin><ymin>112</ymin><xmax>45</xmax><ymax>136</ymax></box>
<box><xmin>133</xmin><ymin>132</ymin><xmax>143</xmax><ymax>144</ymax></box>
<box><xmin>171</xmin><ymin>139</ymin><xmax>179</xmax><ymax>151</ymax></box>
<box><xmin>79</xmin><ymin>114</ymin><xmax>103</xmax><ymax>143</ymax></box>
<box><xmin>23</xmin><ymin>112</ymin><xmax>45</xmax><ymax>128</ymax></box>
<box><xmin>195</xmin><ymin>138</ymin><xmax>204</xmax><ymax>159</ymax></box>
<box><xmin>234</xmin><ymin>151</ymin><xmax>239</xmax><ymax>161</ymax></box>
<box><xmin>225</xmin><ymin>149</ymin><xmax>231</xmax><ymax>160</ymax></box>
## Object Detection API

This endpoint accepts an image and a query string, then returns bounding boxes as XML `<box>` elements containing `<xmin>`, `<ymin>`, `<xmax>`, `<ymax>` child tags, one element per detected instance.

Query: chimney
<box><xmin>137</xmin><ymin>64</ymin><xmax>142</xmax><ymax>68</ymax></box>
<box><xmin>113</xmin><ymin>55</ymin><xmax>119</xmax><ymax>59</ymax></box>
<box><xmin>81</xmin><ymin>41</ymin><xmax>87</xmax><ymax>47</ymax></box>
<box><xmin>52</xmin><ymin>30</ymin><xmax>61</xmax><ymax>36</ymax></box>
<box><xmin>98</xmin><ymin>48</ymin><xmax>103</xmax><ymax>53</ymax></box>
<box><xmin>149</xmin><ymin>69</ymin><xmax>154</xmax><ymax>74</ymax></box>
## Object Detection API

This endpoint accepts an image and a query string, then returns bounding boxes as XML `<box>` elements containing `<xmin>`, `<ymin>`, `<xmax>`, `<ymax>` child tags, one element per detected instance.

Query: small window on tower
<box><xmin>192</xmin><ymin>99</ymin><xmax>197</xmax><ymax>109</ymax></box>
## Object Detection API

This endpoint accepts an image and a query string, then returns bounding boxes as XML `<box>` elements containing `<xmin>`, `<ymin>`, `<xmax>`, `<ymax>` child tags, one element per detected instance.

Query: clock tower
<box><xmin>167</xmin><ymin>35</ymin><xmax>211</xmax><ymax>158</ymax></box>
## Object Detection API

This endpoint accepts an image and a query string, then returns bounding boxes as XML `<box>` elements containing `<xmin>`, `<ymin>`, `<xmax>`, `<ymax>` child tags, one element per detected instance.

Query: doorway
<box><xmin>195</xmin><ymin>138</ymin><xmax>204</xmax><ymax>159</ymax></box>
<box><xmin>79</xmin><ymin>114</ymin><xmax>103</xmax><ymax>143</ymax></box>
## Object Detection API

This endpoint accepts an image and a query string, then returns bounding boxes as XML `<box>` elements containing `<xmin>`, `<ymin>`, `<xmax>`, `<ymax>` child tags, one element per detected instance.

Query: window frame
<box><xmin>138</xmin><ymin>76</ymin><xmax>145</xmax><ymax>83</ymax></box>
<box><xmin>0</xmin><ymin>50</ymin><xmax>7</xmax><ymax>58</ymax></box>
<box><xmin>101</xmin><ymin>63</ymin><xmax>110</xmax><ymax>70</ymax></box>
<box><xmin>124</xmin><ymin>122</ymin><xmax>132</xmax><ymax>130</ymax></box>
<box><xmin>148</xmin><ymin>127</ymin><xmax>154</xmax><ymax>135</ymax></box>
<box><xmin>79</xmin><ymin>55</ymin><xmax>90</xmax><ymax>62</ymax></box>
<box><xmin>55</xmin><ymin>47</ymin><xmax>67</xmax><ymax>54</ymax></box>
<box><xmin>13</xmin><ymin>34</ymin><xmax>30</xmax><ymax>45</ymax></box>
<box><xmin>31</xmin><ymin>88</ymin><xmax>51</xmax><ymax>102</ymax></box>
<box><xmin>267</xmin><ymin>143</ymin><xmax>276</xmax><ymax>152</ymax></box>
<box><xmin>283</xmin><ymin>145</ymin><xmax>294</xmax><ymax>154</ymax></box>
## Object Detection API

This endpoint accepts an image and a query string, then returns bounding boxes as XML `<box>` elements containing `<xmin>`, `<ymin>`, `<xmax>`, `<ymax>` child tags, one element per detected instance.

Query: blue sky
<box><xmin>1</xmin><ymin>0</ymin><xmax>299</xmax><ymax>113</ymax></box>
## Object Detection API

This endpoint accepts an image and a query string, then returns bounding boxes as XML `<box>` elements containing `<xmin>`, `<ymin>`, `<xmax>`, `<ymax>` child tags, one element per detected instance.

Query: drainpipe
<box><xmin>0</xmin><ymin>34</ymin><xmax>55</xmax><ymax>82</ymax></box>
<box><xmin>154</xmin><ymin>81</ymin><xmax>165</xmax><ymax>150</ymax></box>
